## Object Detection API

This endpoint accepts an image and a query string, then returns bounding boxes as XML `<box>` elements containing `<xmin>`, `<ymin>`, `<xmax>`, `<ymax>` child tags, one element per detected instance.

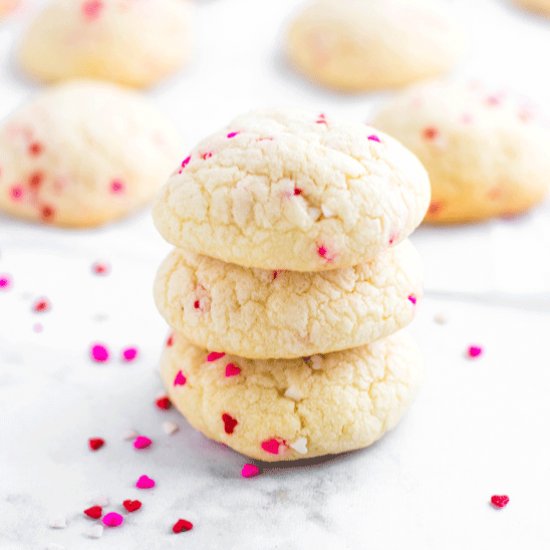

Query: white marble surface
<box><xmin>1</xmin><ymin>0</ymin><xmax>550</xmax><ymax>549</ymax></box>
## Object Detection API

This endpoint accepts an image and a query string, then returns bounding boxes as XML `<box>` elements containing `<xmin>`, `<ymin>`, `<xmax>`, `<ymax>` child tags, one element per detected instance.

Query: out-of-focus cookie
<box><xmin>514</xmin><ymin>0</ymin><xmax>550</xmax><ymax>16</ymax></box>
<box><xmin>373</xmin><ymin>81</ymin><xmax>550</xmax><ymax>223</ymax></box>
<box><xmin>160</xmin><ymin>330</ymin><xmax>422</xmax><ymax>461</ymax></box>
<box><xmin>0</xmin><ymin>80</ymin><xmax>181</xmax><ymax>227</ymax></box>
<box><xmin>0</xmin><ymin>0</ymin><xmax>19</xmax><ymax>18</ymax></box>
<box><xmin>153</xmin><ymin>108</ymin><xmax>430</xmax><ymax>271</ymax></box>
<box><xmin>154</xmin><ymin>240</ymin><xmax>423</xmax><ymax>359</ymax></box>
<box><xmin>18</xmin><ymin>0</ymin><xmax>192</xmax><ymax>88</ymax></box>
<box><xmin>285</xmin><ymin>0</ymin><xmax>465</xmax><ymax>92</ymax></box>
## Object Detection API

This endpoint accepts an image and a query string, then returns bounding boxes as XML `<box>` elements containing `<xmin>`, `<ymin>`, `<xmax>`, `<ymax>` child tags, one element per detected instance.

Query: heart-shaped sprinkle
<box><xmin>467</xmin><ymin>345</ymin><xmax>483</xmax><ymax>359</ymax></box>
<box><xmin>122</xmin><ymin>499</ymin><xmax>142</xmax><ymax>513</ymax></box>
<box><xmin>490</xmin><ymin>495</ymin><xmax>509</xmax><ymax>509</ymax></box>
<box><xmin>166</xmin><ymin>334</ymin><xmax>174</xmax><ymax>347</ymax></box>
<box><xmin>289</xmin><ymin>437</ymin><xmax>308</xmax><ymax>455</ymax></box>
<box><xmin>226</xmin><ymin>131</ymin><xmax>239</xmax><ymax>139</ymax></box>
<box><xmin>32</xmin><ymin>298</ymin><xmax>51</xmax><ymax>313</ymax></box>
<box><xmin>102</xmin><ymin>512</ymin><xmax>123</xmax><ymax>527</ymax></box>
<box><xmin>90</xmin><ymin>344</ymin><xmax>109</xmax><ymax>363</ymax></box>
<box><xmin>88</xmin><ymin>438</ymin><xmax>105</xmax><ymax>451</ymax></box>
<box><xmin>155</xmin><ymin>396</ymin><xmax>171</xmax><ymax>410</ymax></box>
<box><xmin>222</xmin><ymin>413</ymin><xmax>238</xmax><ymax>434</ymax></box>
<box><xmin>48</xmin><ymin>515</ymin><xmax>67</xmax><ymax>529</ymax></box>
<box><xmin>225</xmin><ymin>363</ymin><xmax>241</xmax><ymax>377</ymax></box>
<box><xmin>241</xmin><ymin>463</ymin><xmax>260</xmax><ymax>478</ymax></box>
<box><xmin>84</xmin><ymin>524</ymin><xmax>104</xmax><ymax>539</ymax></box>
<box><xmin>83</xmin><ymin>505</ymin><xmax>103</xmax><ymax>520</ymax></box>
<box><xmin>121</xmin><ymin>347</ymin><xmax>138</xmax><ymax>362</ymax></box>
<box><xmin>261</xmin><ymin>438</ymin><xmax>282</xmax><ymax>455</ymax></box>
<box><xmin>181</xmin><ymin>155</ymin><xmax>191</xmax><ymax>169</ymax></box>
<box><xmin>133</xmin><ymin>436</ymin><xmax>152</xmax><ymax>450</ymax></box>
<box><xmin>162</xmin><ymin>421</ymin><xmax>179</xmax><ymax>435</ymax></box>
<box><xmin>110</xmin><ymin>179</ymin><xmax>125</xmax><ymax>194</ymax></box>
<box><xmin>172</xmin><ymin>518</ymin><xmax>193</xmax><ymax>533</ymax></box>
<box><xmin>367</xmin><ymin>134</ymin><xmax>381</xmax><ymax>143</ymax></box>
<box><xmin>136</xmin><ymin>475</ymin><xmax>155</xmax><ymax>489</ymax></box>
<box><xmin>173</xmin><ymin>370</ymin><xmax>186</xmax><ymax>386</ymax></box>
<box><xmin>408</xmin><ymin>294</ymin><xmax>417</xmax><ymax>305</ymax></box>
<box><xmin>0</xmin><ymin>275</ymin><xmax>11</xmax><ymax>290</ymax></box>
<box><xmin>91</xmin><ymin>262</ymin><xmax>110</xmax><ymax>275</ymax></box>
<box><xmin>207</xmin><ymin>351</ymin><xmax>225</xmax><ymax>362</ymax></box>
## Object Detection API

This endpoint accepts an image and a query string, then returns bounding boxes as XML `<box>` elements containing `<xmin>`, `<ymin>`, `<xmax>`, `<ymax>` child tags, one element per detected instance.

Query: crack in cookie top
<box><xmin>153</xmin><ymin>109</ymin><xmax>430</xmax><ymax>271</ymax></box>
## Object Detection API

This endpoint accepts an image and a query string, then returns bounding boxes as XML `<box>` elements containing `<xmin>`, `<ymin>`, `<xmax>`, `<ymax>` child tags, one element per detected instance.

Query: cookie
<box><xmin>285</xmin><ymin>0</ymin><xmax>465</xmax><ymax>92</ymax></box>
<box><xmin>373</xmin><ymin>81</ymin><xmax>550</xmax><ymax>223</ymax></box>
<box><xmin>514</xmin><ymin>0</ymin><xmax>550</xmax><ymax>15</ymax></box>
<box><xmin>0</xmin><ymin>80</ymin><xmax>181</xmax><ymax>227</ymax></box>
<box><xmin>154</xmin><ymin>240</ymin><xmax>423</xmax><ymax>359</ymax></box>
<box><xmin>153</xmin><ymin>109</ymin><xmax>430</xmax><ymax>271</ymax></box>
<box><xmin>160</xmin><ymin>330</ymin><xmax>422</xmax><ymax>461</ymax></box>
<box><xmin>18</xmin><ymin>0</ymin><xmax>192</xmax><ymax>88</ymax></box>
<box><xmin>0</xmin><ymin>0</ymin><xmax>19</xmax><ymax>17</ymax></box>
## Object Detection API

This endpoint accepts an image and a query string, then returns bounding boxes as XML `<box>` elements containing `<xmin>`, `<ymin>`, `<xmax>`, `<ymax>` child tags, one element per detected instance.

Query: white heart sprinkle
<box><xmin>123</xmin><ymin>429</ymin><xmax>139</xmax><ymax>440</ymax></box>
<box><xmin>310</xmin><ymin>355</ymin><xmax>323</xmax><ymax>370</ymax></box>
<box><xmin>162</xmin><ymin>421</ymin><xmax>179</xmax><ymax>435</ymax></box>
<box><xmin>48</xmin><ymin>516</ymin><xmax>66</xmax><ymax>529</ymax></box>
<box><xmin>289</xmin><ymin>437</ymin><xmax>308</xmax><ymax>455</ymax></box>
<box><xmin>85</xmin><ymin>525</ymin><xmax>104</xmax><ymax>539</ymax></box>
<box><xmin>284</xmin><ymin>386</ymin><xmax>303</xmax><ymax>401</ymax></box>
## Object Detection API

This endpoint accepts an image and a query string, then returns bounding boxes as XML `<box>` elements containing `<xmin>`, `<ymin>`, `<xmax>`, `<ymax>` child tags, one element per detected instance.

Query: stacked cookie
<box><xmin>153</xmin><ymin>109</ymin><xmax>430</xmax><ymax>461</ymax></box>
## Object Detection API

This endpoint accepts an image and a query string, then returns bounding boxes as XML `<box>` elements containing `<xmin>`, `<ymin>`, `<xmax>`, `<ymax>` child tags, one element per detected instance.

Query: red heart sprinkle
<box><xmin>172</xmin><ymin>518</ymin><xmax>193</xmax><ymax>533</ymax></box>
<box><xmin>155</xmin><ymin>396</ymin><xmax>171</xmax><ymax>410</ymax></box>
<box><xmin>88</xmin><ymin>437</ymin><xmax>105</xmax><ymax>451</ymax></box>
<box><xmin>32</xmin><ymin>298</ymin><xmax>50</xmax><ymax>313</ymax></box>
<box><xmin>222</xmin><ymin>413</ymin><xmax>238</xmax><ymax>434</ymax></box>
<box><xmin>122</xmin><ymin>499</ymin><xmax>142</xmax><ymax>513</ymax></box>
<box><xmin>84</xmin><ymin>505</ymin><xmax>103</xmax><ymax>519</ymax></box>
<box><xmin>490</xmin><ymin>495</ymin><xmax>509</xmax><ymax>509</ymax></box>
<box><xmin>166</xmin><ymin>334</ymin><xmax>174</xmax><ymax>347</ymax></box>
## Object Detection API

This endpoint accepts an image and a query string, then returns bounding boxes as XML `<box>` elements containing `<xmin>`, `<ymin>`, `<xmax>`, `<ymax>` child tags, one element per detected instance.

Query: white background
<box><xmin>1</xmin><ymin>0</ymin><xmax>550</xmax><ymax>549</ymax></box>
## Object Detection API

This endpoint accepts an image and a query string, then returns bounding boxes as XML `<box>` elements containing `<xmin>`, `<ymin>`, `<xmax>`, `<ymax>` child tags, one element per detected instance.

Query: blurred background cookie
<box><xmin>514</xmin><ymin>0</ymin><xmax>550</xmax><ymax>16</ymax></box>
<box><xmin>0</xmin><ymin>80</ymin><xmax>181</xmax><ymax>227</ymax></box>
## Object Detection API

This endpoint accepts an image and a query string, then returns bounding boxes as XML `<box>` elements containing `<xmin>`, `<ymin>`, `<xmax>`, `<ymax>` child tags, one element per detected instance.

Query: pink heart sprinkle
<box><xmin>467</xmin><ymin>345</ymin><xmax>483</xmax><ymax>359</ymax></box>
<box><xmin>136</xmin><ymin>475</ymin><xmax>155</xmax><ymax>489</ymax></box>
<box><xmin>0</xmin><ymin>274</ymin><xmax>11</xmax><ymax>290</ymax></box>
<box><xmin>10</xmin><ymin>186</ymin><xmax>23</xmax><ymax>201</ymax></box>
<box><xmin>122</xmin><ymin>347</ymin><xmax>138</xmax><ymax>362</ymax></box>
<box><xmin>181</xmin><ymin>155</ymin><xmax>191</xmax><ymax>169</ymax></box>
<box><xmin>241</xmin><ymin>463</ymin><xmax>260</xmax><ymax>478</ymax></box>
<box><xmin>133</xmin><ymin>436</ymin><xmax>152</xmax><ymax>450</ymax></box>
<box><xmin>110</xmin><ymin>180</ymin><xmax>125</xmax><ymax>194</ymax></box>
<box><xmin>261</xmin><ymin>438</ymin><xmax>281</xmax><ymax>455</ymax></box>
<box><xmin>368</xmin><ymin>134</ymin><xmax>381</xmax><ymax>143</ymax></box>
<box><xmin>173</xmin><ymin>370</ymin><xmax>186</xmax><ymax>386</ymax></box>
<box><xmin>90</xmin><ymin>344</ymin><xmax>109</xmax><ymax>363</ymax></box>
<box><xmin>207</xmin><ymin>351</ymin><xmax>225</xmax><ymax>362</ymax></box>
<box><xmin>408</xmin><ymin>295</ymin><xmax>417</xmax><ymax>305</ymax></box>
<box><xmin>225</xmin><ymin>363</ymin><xmax>241</xmax><ymax>377</ymax></box>
<box><xmin>102</xmin><ymin>512</ymin><xmax>123</xmax><ymax>528</ymax></box>
<box><xmin>227</xmin><ymin>131</ymin><xmax>240</xmax><ymax>139</ymax></box>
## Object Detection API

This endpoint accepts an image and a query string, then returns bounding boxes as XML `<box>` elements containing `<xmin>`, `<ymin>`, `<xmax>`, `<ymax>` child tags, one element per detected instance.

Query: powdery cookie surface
<box><xmin>514</xmin><ymin>0</ymin><xmax>550</xmax><ymax>15</ymax></box>
<box><xmin>160</xmin><ymin>330</ymin><xmax>422</xmax><ymax>461</ymax></box>
<box><xmin>285</xmin><ymin>0</ymin><xmax>465</xmax><ymax>92</ymax></box>
<box><xmin>153</xmin><ymin>109</ymin><xmax>430</xmax><ymax>271</ymax></box>
<box><xmin>18</xmin><ymin>0</ymin><xmax>192</xmax><ymax>88</ymax></box>
<box><xmin>0</xmin><ymin>80</ymin><xmax>181</xmax><ymax>227</ymax></box>
<box><xmin>155</xmin><ymin>240</ymin><xmax>423</xmax><ymax>359</ymax></box>
<box><xmin>373</xmin><ymin>81</ymin><xmax>550</xmax><ymax>223</ymax></box>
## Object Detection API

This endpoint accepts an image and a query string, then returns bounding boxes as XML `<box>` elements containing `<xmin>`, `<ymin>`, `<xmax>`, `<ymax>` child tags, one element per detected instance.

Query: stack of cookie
<box><xmin>153</xmin><ymin>109</ymin><xmax>430</xmax><ymax>461</ymax></box>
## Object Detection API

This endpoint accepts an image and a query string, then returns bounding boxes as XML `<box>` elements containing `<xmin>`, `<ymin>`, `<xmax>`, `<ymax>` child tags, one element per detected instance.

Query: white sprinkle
<box><xmin>289</xmin><ymin>437</ymin><xmax>308</xmax><ymax>455</ymax></box>
<box><xmin>162</xmin><ymin>421</ymin><xmax>179</xmax><ymax>435</ymax></box>
<box><xmin>85</xmin><ymin>525</ymin><xmax>104</xmax><ymax>539</ymax></box>
<box><xmin>90</xmin><ymin>495</ymin><xmax>110</xmax><ymax>507</ymax></box>
<box><xmin>310</xmin><ymin>355</ymin><xmax>323</xmax><ymax>370</ymax></box>
<box><xmin>123</xmin><ymin>429</ymin><xmax>139</xmax><ymax>440</ymax></box>
<box><xmin>284</xmin><ymin>385</ymin><xmax>303</xmax><ymax>401</ymax></box>
<box><xmin>48</xmin><ymin>516</ymin><xmax>67</xmax><ymax>529</ymax></box>
<box><xmin>434</xmin><ymin>312</ymin><xmax>448</xmax><ymax>325</ymax></box>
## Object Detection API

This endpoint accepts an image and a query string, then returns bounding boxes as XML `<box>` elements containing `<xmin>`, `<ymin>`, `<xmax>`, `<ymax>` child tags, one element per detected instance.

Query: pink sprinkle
<box><xmin>0</xmin><ymin>274</ymin><xmax>11</xmax><ymax>291</ymax></box>
<box><xmin>368</xmin><ymin>134</ymin><xmax>381</xmax><ymax>143</ymax></box>
<box><xmin>261</xmin><ymin>438</ymin><xmax>281</xmax><ymax>455</ymax></box>
<box><xmin>121</xmin><ymin>347</ymin><xmax>138</xmax><ymax>362</ymax></box>
<box><xmin>9</xmin><ymin>185</ymin><xmax>23</xmax><ymax>201</ymax></box>
<box><xmin>33</xmin><ymin>323</ymin><xmax>43</xmax><ymax>333</ymax></box>
<box><xmin>423</xmin><ymin>127</ymin><xmax>439</xmax><ymax>140</ymax></box>
<box><xmin>225</xmin><ymin>363</ymin><xmax>241</xmax><ymax>377</ymax></box>
<box><xmin>486</xmin><ymin>95</ymin><xmax>502</xmax><ymax>107</ymax></box>
<box><xmin>32</xmin><ymin>298</ymin><xmax>51</xmax><ymax>313</ymax></box>
<box><xmin>293</xmin><ymin>187</ymin><xmax>302</xmax><ymax>196</ymax></box>
<box><xmin>317</xmin><ymin>244</ymin><xmax>334</xmax><ymax>262</ymax></box>
<box><xmin>102</xmin><ymin>512</ymin><xmax>123</xmax><ymax>528</ymax></box>
<box><xmin>110</xmin><ymin>180</ymin><xmax>125</xmax><ymax>194</ymax></box>
<box><xmin>467</xmin><ymin>345</ymin><xmax>483</xmax><ymax>359</ymax></box>
<box><xmin>227</xmin><ymin>132</ymin><xmax>239</xmax><ymax>139</ymax></box>
<box><xmin>181</xmin><ymin>156</ymin><xmax>191</xmax><ymax>169</ymax></box>
<box><xmin>28</xmin><ymin>142</ymin><xmax>43</xmax><ymax>156</ymax></box>
<box><xmin>135</xmin><ymin>475</ymin><xmax>155</xmax><ymax>489</ymax></box>
<box><xmin>408</xmin><ymin>294</ymin><xmax>417</xmax><ymax>305</ymax></box>
<box><xmin>207</xmin><ymin>351</ymin><xmax>226</xmax><ymax>362</ymax></box>
<box><xmin>82</xmin><ymin>0</ymin><xmax>103</xmax><ymax>20</ymax></box>
<box><xmin>90</xmin><ymin>344</ymin><xmax>110</xmax><ymax>363</ymax></box>
<box><xmin>91</xmin><ymin>262</ymin><xmax>110</xmax><ymax>275</ymax></box>
<box><xmin>316</xmin><ymin>113</ymin><xmax>327</xmax><ymax>125</ymax></box>
<box><xmin>193</xmin><ymin>299</ymin><xmax>201</xmax><ymax>310</ymax></box>
<box><xmin>241</xmin><ymin>463</ymin><xmax>260</xmax><ymax>478</ymax></box>
<box><xmin>133</xmin><ymin>436</ymin><xmax>152</xmax><ymax>450</ymax></box>
<box><xmin>173</xmin><ymin>370</ymin><xmax>187</xmax><ymax>386</ymax></box>
<box><xmin>201</xmin><ymin>152</ymin><xmax>213</xmax><ymax>160</ymax></box>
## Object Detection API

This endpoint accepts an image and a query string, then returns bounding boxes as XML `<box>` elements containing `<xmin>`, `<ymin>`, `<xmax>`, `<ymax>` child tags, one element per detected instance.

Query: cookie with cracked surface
<box><xmin>154</xmin><ymin>240</ymin><xmax>423</xmax><ymax>359</ymax></box>
<box><xmin>160</xmin><ymin>330</ymin><xmax>422</xmax><ymax>461</ymax></box>
<box><xmin>373</xmin><ymin>81</ymin><xmax>550</xmax><ymax>223</ymax></box>
<box><xmin>514</xmin><ymin>0</ymin><xmax>550</xmax><ymax>15</ymax></box>
<box><xmin>285</xmin><ymin>0</ymin><xmax>465</xmax><ymax>92</ymax></box>
<box><xmin>18</xmin><ymin>0</ymin><xmax>192</xmax><ymax>88</ymax></box>
<box><xmin>153</xmin><ymin>109</ymin><xmax>430</xmax><ymax>271</ymax></box>
<box><xmin>0</xmin><ymin>80</ymin><xmax>181</xmax><ymax>227</ymax></box>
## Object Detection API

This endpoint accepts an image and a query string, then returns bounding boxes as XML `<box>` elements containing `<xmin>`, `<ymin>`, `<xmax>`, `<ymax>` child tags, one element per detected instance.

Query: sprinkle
<box><xmin>29</xmin><ymin>171</ymin><xmax>43</xmax><ymax>189</ymax></box>
<box><xmin>91</xmin><ymin>262</ymin><xmax>110</xmax><ymax>275</ymax></box>
<box><xmin>122</xmin><ymin>499</ymin><xmax>142</xmax><ymax>513</ymax></box>
<box><xmin>227</xmin><ymin>131</ymin><xmax>239</xmax><ymax>139</ymax></box>
<box><xmin>123</xmin><ymin>430</ymin><xmax>139</xmax><ymax>441</ymax></box>
<box><xmin>83</xmin><ymin>505</ymin><xmax>103</xmax><ymax>519</ymax></box>
<box><xmin>102</xmin><ymin>512</ymin><xmax>124</xmax><ymax>528</ymax></box>
<box><xmin>33</xmin><ymin>323</ymin><xmax>43</xmax><ymax>333</ymax></box>
<box><xmin>467</xmin><ymin>345</ymin><xmax>483</xmax><ymax>359</ymax></box>
<box><xmin>193</xmin><ymin>299</ymin><xmax>201</xmax><ymax>309</ymax></box>
<box><xmin>90</xmin><ymin>344</ymin><xmax>109</xmax><ymax>363</ymax></box>
<box><xmin>181</xmin><ymin>155</ymin><xmax>191</xmax><ymax>169</ymax></box>
<box><xmin>82</xmin><ymin>0</ymin><xmax>103</xmax><ymax>20</ymax></box>
<box><xmin>317</xmin><ymin>245</ymin><xmax>328</xmax><ymax>258</ymax></box>
<box><xmin>84</xmin><ymin>524</ymin><xmax>104</xmax><ymax>539</ymax></box>
<box><xmin>88</xmin><ymin>438</ymin><xmax>105</xmax><ymax>451</ymax></box>
<box><xmin>10</xmin><ymin>185</ymin><xmax>23</xmax><ymax>201</ymax></box>
<box><xmin>289</xmin><ymin>437</ymin><xmax>308</xmax><ymax>455</ymax></box>
<box><xmin>41</xmin><ymin>205</ymin><xmax>55</xmax><ymax>221</ymax></box>
<box><xmin>422</xmin><ymin>127</ymin><xmax>439</xmax><ymax>140</ymax></box>
<box><xmin>0</xmin><ymin>274</ymin><xmax>11</xmax><ymax>291</ymax></box>
<box><xmin>136</xmin><ymin>475</ymin><xmax>155</xmax><ymax>489</ymax></box>
<box><xmin>490</xmin><ymin>495</ymin><xmax>509</xmax><ymax>509</ymax></box>
<box><xmin>310</xmin><ymin>355</ymin><xmax>322</xmax><ymax>370</ymax></box>
<box><xmin>121</xmin><ymin>347</ymin><xmax>138</xmax><ymax>362</ymax></box>
<box><xmin>133</xmin><ymin>436</ymin><xmax>152</xmax><ymax>450</ymax></box>
<box><xmin>162</xmin><ymin>421</ymin><xmax>179</xmax><ymax>435</ymax></box>
<box><xmin>272</xmin><ymin>270</ymin><xmax>282</xmax><ymax>280</ymax></box>
<box><xmin>32</xmin><ymin>297</ymin><xmax>51</xmax><ymax>313</ymax></box>
<box><xmin>485</xmin><ymin>95</ymin><xmax>502</xmax><ymax>107</ymax></box>
<box><xmin>166</xmin><ymin>334</ymin><xmax>174</xmax><ymax>347</ymax></box>
<box><xmin>284</xmin><ymin>386</ymin><xmax>303</xmax><ymax>401</ymax></box>
<box><xmin>173</xmin><ymin>370</ymin><xmax>186</xmax><ymax>386</ymax></box>
<box><xmin>29</xmin><ymin>142</ymin><xmax>43</xmax><ymax>156</ymax></box>
<box><xmin>241</xmin><ymin>463</ymin><xmax>260</xmax><ymax>478</ymax></box>
<box><xmin>428</xmin><ymin>201</ymin><xmax>443</xmax><ymax>215</ymax></box>
<box><xmin>201</xmin><ymin>152</ymin><xmax>213</xmax><ymax>160</ymax></box>
<box><xmin>155</xmin><ymin>396</ymin><xmax>171</xmax><ymax>410</ymax></box>
<box><xmin>46</xmin><ymin>544</ymin><xmax>66</xmax><ymax>550</ymax></box>
<box><xmin>225</xmin><ymin>363</ymin><xmax>241</xmax><ymax>377</ymax></box>
<box><xmin>261</xmin><ymin>438</ymin><xmax>282</xmax><ymax>455</ymax></box>
<box><xmin>367</xmin><ymin>134</ymin><xmax>381</xmax><ymax>143</ymax></box>
<box><xmin>172</xmin><ymin>519</ymin><xmax>193</xmax><ymax>533</ymax></box>
<box><xmin>408</xmin><ymin>294</ymin><xmax>417</xmax><ymax>305</ymax></box>
<box><xmin>434</xmin><ymin>312</ymin><xmax>448</xmax><ymax>325</ymax></box>
<box><xmin>316</xmin><ymin>113</ymin><xmax>327</xmax><ymax>125</ymax></box>
<box><xmin>222</xmin><ymin>413</ymin><xmax>238</xmax><ymax>434</ymax></box>
<box><xmin>207</xmin><ymin>351</ymin><xmax>225</xmax><ymax>362</ymax></box>
<box><xmin>110</xmin><ymin>180</ymin><xmax>125</xmax><ymax>194</ymax></box>
<box><xmin>48</xmin><ymin>515</ymin><xmax>67</xmax><ymax>529</ymax></box>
